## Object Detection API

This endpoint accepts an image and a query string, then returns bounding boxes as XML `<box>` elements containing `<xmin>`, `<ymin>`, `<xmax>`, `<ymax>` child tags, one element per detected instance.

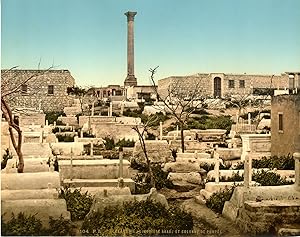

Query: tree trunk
<box><xmin>180</xmin><ymin>123</ymin><xmax>185</xmax><ymax>153</ymax></box>
<box><xmin>1</xmin><ymin>98</ymin><xmax>24</xmax><ymax>173</ymax></box>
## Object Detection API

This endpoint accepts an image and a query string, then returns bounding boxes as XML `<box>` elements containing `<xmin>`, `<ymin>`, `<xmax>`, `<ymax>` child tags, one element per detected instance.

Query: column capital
<box><xmin>125</xmin><ymin>11</ymin><xmax>137</xmax><ymax>21</ymax></box>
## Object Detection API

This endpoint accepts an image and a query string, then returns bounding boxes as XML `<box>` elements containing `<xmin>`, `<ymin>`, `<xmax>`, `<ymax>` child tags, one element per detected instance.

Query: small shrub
<box><xmin>58</xmin><ymin>187</ymin><xmax>93</xmax><ymax>221</ymax></box>
<box><xmin>56</xmin><ymin>134</ymin><xmax>74</xmax><ymax>142</ymax></box>
<box><xmin>52</xmin><ymin>127</ymin><xmax>72</xmax><ymax>133</ymax></box>
<box><xmin>82</xmin><ymin>132</ymin><xmax>95</xmax><ymax>138</ymax></box>
<box><xmin>146</xmin><ymin>132</ymin><xmax>156</xmax><ymax>140</ymax></box>
<box><xmin>1</xmin><ymin>212</ymin><xmax>43</xmax><ymax>236</ymax></box>
<box><xmin>1</xmin><ymin>149</ymin><xmax>13</xmax><ymax>169</ymax></box>
<box><xmin>209</xmin><ymin>171</ymin><xmax>244</xmax><ymax>182</ymax></box>
<box><xmin>192</xmin><ymin>108</ymin><xmax>210</xmax><ymax>115</ymax></box>
<box><xmin>252</xmin><ymin>154</ymin><xmax>294</xmax><ymax>170</ymax></box>
<box><xmin>46</xmin><ymin>216</ymin><xmax>75</xmax><ymax>236</ymax></box>
<box><xmin>103</xmin><ymin>137</ymin><xmax>115</xmax><ymax>150</ymax></box>
<box><xmin>252</xmin><ymin>170</ymin><xmax>294</xmax><ymax>186</ymax></box>
<box><xmin>201</xmin><ymin>163</ymin><xmax>215</xmax><ymax>172</ymax></box>
<box><xmin>45</xmin><ymin>111</ymin><xmax>65</xmax><ymax>124</ymax></box>
<box><xmin>116</xmin><ymin>138</ymin><xmax>135</xmax><ymax>148</ymax></box>
<box><xmin>81</xmin><ymin>200</ymin><xmax>193</xmax><ymax>236</ymax></box>
<box><xmin>130</xmin><ymin>159</ymin><xmax>149</xmax><ymax>172</ymax></box>
<box><xmin>132</xmin><ymin>163</ymin><xmax>174</xmax><ymax>194</ymax></box>
<box><xmin>206</xmin><ymin>187</ymin><xmax>235</xmax><ymax>214</ymax></box>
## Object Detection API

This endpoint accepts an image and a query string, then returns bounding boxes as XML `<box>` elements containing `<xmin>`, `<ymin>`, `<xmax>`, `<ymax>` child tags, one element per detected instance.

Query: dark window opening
<box><xmin>228</xmin><ymin>80</ymin><xmax>235</xmax><ymax>89</ymax></box>
<box><xmin>21</xmin><ymin>85</ymin><xmax>28</xmax><ymax>93</ymax></box>
<box><xmin>115</xmin><ymin>90</ymin><xmax>122</xmax><ymax>96</ymax></box>
<box><xmin>278</xmin><ymin>114</ymin><xmax>283</xmax><ymax>131</ymax></box>
<box><xmin>239</xmin><ymin>80</ymin><xmax>245</xmax><ymax>88</ymax></box>
<box><xmin>48</xmin><ymin>85</ymin><xmax>54</xmax><ymax>95</ymax></box>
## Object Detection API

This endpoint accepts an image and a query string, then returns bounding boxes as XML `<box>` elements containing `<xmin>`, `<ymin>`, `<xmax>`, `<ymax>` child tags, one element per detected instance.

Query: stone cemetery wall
<box><xmin>2</xmin><ymin>69</ymin><xmax>75</xmax><ymax>112</ymax></box>
<box><xmin>158</xmin><ymin>72</ymin><xmax>289</xmax><ymax>99</ymax></box>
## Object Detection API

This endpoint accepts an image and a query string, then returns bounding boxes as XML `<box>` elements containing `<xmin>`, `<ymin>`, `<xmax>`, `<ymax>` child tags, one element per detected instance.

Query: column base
<box><xmin>124</xmin><ymin>75</ymin><xmax>137</xmax><ymax>87</ymax></box>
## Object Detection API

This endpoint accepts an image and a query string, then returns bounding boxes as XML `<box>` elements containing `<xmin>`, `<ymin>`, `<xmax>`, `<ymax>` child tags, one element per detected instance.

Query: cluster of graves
<box><xmin>1</xmin><ymin>103</ymin><xmax>299</xmax><ymax>236</ymax></box>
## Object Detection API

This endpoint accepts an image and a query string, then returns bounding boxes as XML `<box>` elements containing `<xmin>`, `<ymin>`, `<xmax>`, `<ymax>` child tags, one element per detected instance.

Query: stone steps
<box><xmin>63</xmin><ymin>178</ymin><xmax>135</xmax><ymax>192</ymax></box>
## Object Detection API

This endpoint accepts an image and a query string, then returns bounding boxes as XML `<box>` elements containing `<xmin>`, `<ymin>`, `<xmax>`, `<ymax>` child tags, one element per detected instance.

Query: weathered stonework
<box><xmin>1</xmin><ymin>69</ymin><xmax>75</xmax><ymax>112</ymax></box>
<box><xmin>271</xmin><ymin>94</ymin><xmax>300</xmax><ymax>156</ymax></box>
<box><xmin>158</xmin><ymin>72</ymin><xmax>295</xmax><ymax>99</ymax></box>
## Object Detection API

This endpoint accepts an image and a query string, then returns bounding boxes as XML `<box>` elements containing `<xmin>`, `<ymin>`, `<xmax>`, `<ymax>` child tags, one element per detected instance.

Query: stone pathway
<box><xmin>181</xmin><ymin>199</ymin><xmax>243</xmax><ymax>237</ymax></box>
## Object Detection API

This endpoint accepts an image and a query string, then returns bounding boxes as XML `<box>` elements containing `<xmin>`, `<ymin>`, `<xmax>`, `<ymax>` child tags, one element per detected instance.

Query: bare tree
<box><xmin>149</xmin><ymin>66</ymin><xmax>204</xmax><ymax>153</ymax></box>
<box><xmin>1</xmin><ymin>66</ymin><xmax>53</xmax><ymax>172</ymax></box>
<box><xmin>132</xmin><ymin>115</ymin><xmax>159</xmax><ymax>187</ymax></box>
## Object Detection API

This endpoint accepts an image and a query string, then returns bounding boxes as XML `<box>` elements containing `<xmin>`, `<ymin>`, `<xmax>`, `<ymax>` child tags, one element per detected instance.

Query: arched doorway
<box><xmin>213</xmin><ymin>77</ymin><xmax>221</xmax><ymax>98</ymax></box>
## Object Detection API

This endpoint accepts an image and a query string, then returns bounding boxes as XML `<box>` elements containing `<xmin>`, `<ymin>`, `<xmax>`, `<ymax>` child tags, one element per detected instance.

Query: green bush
<box><xmin>45</xmin><ymin>216</ymin><xmax>75</xmax><ymax>236</ymax></box>
<box><xmin>103</xmin><ymin>137</ymin><xmax>115</xmax><ymax>150</ymax></box>
<box><xmin>116</xmin><ymin>138</ymin><xmax>135</xmax><ymax>148</ymax></box>
<box><xmin>132</xmin><ymin>163</ymin><xmax>174</xmax><ymax>194</ymax></box>
<box><xmin>2</xmin><ymin>213</ymin><xmax>76</xmax><ymax>236</ymax></box>
<box><xmin>45</xmin><ymin>111</ymin><xmax>66</xmax><ymax>124</ymax></box>
<box><xmin>82</xmin><ymin>132</ymin><xmax>95</xmax><ymax>138</ymax></box>
<box><xmin>187</xmin><ymin>115</ymin><xmax>233</xmax><ymax>133</ymax></box>
<box><xmin>81</xmin><ymin>200</ymin><xmax>193</xmax><ymax>236</ymax></box>
<box><xmin>1</xmin><ymin>213</ymin><xmax>43</xmax><ymax>236</ymax></box>
<box><xmin>206</xmin><ymin>187</ymin><xmax>235</xmax><ymax>214</ymax></box>
<box><xmin>58</xmin><ymin>187</ymin><xmax>93</xmax><ymax>221</ymax></box>
<box><xmin>52</xmin><ymin>127</ymin><xmax>72</xmax><ymax>133</ymax></box>
<box><xmin>252</xmin><ymin>154</ymin><xmax>294</xmax><ymax>170</ymax></box>
<box><xmin>56</xmin><ymin>134</ymin><xmax>74</xmax><ymax>142</ymax></box>
<box><xmin>209</xmin><ymin>171</ymin><xmax>244</xmax><ymax>182</ymax></box>
<box><xmin>252</xmin><ymin>170</ymin><xmax>294</xmax><ymax>186</ymax></box>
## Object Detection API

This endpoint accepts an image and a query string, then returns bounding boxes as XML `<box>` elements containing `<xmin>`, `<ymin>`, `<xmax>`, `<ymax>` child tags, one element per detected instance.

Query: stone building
<box><xmin>271</xmin><ymin>93</ymin><xmax>300</xmax><ymax>157</ymax></box>
<box><xmin>158</xmin><ymin>72</ymin><xmax>300</xmax><ymax>99</ymax></box>
<box><xmin>1</xmin><ymin>69</ymin><xmax>75</xmax><ymax>112</ymax></box>
<box><xmin>89</xmin><ymin>85</ymin><xmax>125</xmax><ymax>101</ymax></box>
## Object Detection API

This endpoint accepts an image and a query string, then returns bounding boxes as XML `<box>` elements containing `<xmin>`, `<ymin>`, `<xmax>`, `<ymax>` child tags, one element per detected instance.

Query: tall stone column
<box><xmin>124</xmin><ymin>11</ymin><xmax>137</xmax><ymax>87</ymax></box>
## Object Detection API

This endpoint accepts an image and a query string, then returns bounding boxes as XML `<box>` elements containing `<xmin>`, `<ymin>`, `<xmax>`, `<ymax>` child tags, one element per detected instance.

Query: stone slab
<box><xmin>71</xmin><ymin>187</ymin><xmax>131</xmax><ymax>196</ymax></box>
<box><xmin>63</xmin><ymin>178</ymin><xmax>135</xmax><ymax>193</ymax></box>
<box><xmin>1</xmin><ymin>172</ymin><xmax>60</xmax><ymax>190</ymax></box>
<box><xmin>1</xmin><ymin>189</ymin><xmax>59</xmax><ymax>200</ymax></box>
<box><xmin>163</xmin><ymin>161</ymin><xmax>201</xmax><ymax>173</ymax></box>
<box><xmin>58</xmin><ymin>159</ymin><xmax>131</xmax><ymax>179</ymax></box>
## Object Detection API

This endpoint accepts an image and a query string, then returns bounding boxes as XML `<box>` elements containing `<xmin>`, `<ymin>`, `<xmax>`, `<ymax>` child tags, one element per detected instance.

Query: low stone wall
<box><xmin>50</xmin><ymin>142</ymin><xmax>84</xmax><ymax>156</ymax></box>
<box><xmin>57</xmin><ymin>116</ymin><xmax>78</xmax><ymax>126</ymax></box>
<box><xmin>132</xmin><ymin>140</ymin><xmax>172</xmax><ymax>164</ymax></box>
<box><xmin>19</xmin><ymin>113</ymin><xmax>45</xmax><ymax>127</ymax></box>
<box><xmin>216</xmin><ymin>147</ymin><xmax>242</xmax><ymax>160</ymax></box>
<box><xmin>58</xmin><ymin>159</ymin><xmax>131</xmax><ymax>180</ymax></box>
<box><xmin>169</xmin><ymin>140</ymin><xmax>212</xmax><ymax>152</ymax></box>
<box><xmin>79</xmin><ymin>116</ymin><xmax>116</xmax><ymax>127</ymax></box>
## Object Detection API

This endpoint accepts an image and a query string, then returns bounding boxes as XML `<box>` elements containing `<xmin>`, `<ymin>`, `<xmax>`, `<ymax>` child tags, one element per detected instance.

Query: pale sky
<box><xmin>2</xmin><ymin>0</ymin><xmax>300</xmax><ymax>86</ymax></box>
